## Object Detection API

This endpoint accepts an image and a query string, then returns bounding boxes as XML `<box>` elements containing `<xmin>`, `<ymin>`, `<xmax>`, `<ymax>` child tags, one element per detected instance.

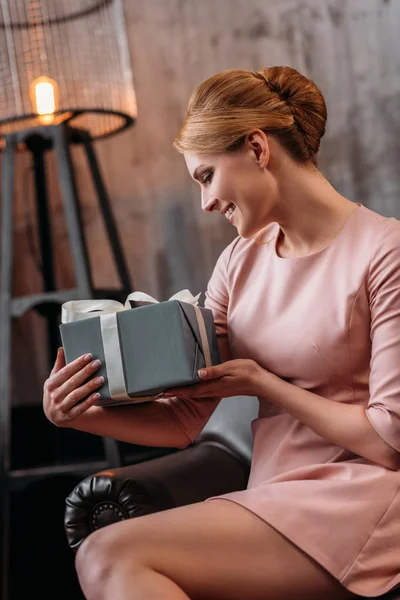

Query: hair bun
<box><xmin>174</xmin><ymin>65</ymin><xmax>327</xmax><ymax>167</ymax></box>
<box><xmin>255</xmin><ymin>69</ymin><xmax>291</xmax><ymax>102</ymax></box>
<box><xmin>255</xmin><ymin>66</ymin><xmax>327</xmax><ymax>156</ymax></box>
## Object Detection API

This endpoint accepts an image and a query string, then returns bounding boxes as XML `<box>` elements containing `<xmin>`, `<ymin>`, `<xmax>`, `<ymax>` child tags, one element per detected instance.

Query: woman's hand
<box><xmin>43</xmin><ymin>347</ymin><xmax>105</xmax><ymax>427</ymax></box>
<box><xmin>162</xmin><ymin>358</ymin><xmax>264</xmax><ymax>400</ymax></box>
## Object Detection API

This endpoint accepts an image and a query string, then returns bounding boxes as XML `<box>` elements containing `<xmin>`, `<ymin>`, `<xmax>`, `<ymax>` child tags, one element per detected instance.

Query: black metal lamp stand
<box><xmin>0</xmin><ymin>121</ymin><xmax>134</xmax><ymax>598</ymax></box>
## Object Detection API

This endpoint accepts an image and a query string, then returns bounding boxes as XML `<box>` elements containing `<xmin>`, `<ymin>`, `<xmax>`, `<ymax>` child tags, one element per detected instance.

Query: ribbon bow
<box><xmin>61</xmin><ymin>289</ymin><xmax>210</xmax><ymax>403</ymax></box>
<box><xmin>61</xmin><ymin>289</ymin><xmax>202</xmax><ymax>323</ymax></box>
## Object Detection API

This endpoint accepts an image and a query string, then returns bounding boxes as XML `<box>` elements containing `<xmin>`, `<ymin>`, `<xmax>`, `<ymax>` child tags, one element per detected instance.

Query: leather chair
<box><xmin>64</xmin><ymin>395</ymin><xmax>400</xmax><ymax>600</ymax></box>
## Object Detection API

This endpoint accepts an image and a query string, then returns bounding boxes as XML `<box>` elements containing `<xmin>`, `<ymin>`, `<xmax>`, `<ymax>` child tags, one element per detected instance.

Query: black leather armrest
<box><xmin>64</xmin><ymin>441</ymin><xmax>250</xmax><ymax>552</ymax></box>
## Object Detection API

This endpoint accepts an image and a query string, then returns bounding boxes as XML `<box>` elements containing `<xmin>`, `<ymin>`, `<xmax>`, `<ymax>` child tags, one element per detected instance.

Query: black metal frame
<box><xmin>0</xmin><ymin>108</ymin><xmax>135</xmax><ymax>147</ymax></box>
<box><xmin>0</xmin><ymin>122</ymin><xmax>134</xmax><ymax>598</ymax></box>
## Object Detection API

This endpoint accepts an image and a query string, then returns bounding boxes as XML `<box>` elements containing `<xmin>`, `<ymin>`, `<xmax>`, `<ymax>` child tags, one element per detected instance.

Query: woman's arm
<box><xmin>69</xmin><ymin>400</ymin><xmax>193</xmax><ymax>449</ymax></box>
<box><xmin>44</xmin><ymin>349</ymin><xmax>194</xmax><ymax>449</ymax></box>
<box><xmin>254</xmin><ymin>370</ymin><xmax>400</xmax><ymax>471</ymax></box>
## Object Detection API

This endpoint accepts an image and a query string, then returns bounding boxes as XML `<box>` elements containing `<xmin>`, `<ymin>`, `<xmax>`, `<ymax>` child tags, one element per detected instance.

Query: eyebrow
<box><xmin>192</xmin><ymin>164</ymin><xmax>208</xmax><ymax>181</ymax></box>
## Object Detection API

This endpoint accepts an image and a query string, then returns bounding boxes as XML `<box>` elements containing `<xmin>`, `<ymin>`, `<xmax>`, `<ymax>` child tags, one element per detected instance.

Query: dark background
<box><xmin>10</xmin><ymin>405</ymin><xmax>177</xmax><ymax>599</ymax></box>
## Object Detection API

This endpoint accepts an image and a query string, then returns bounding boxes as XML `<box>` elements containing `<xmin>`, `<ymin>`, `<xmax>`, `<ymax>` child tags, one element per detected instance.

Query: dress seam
<box><xmin>312</xmin><ymin>344</ymin><xmax>353</xmax><ymax>389</ymax></box>
<box><xmin>365</xmin><ymin>217</ymin><xmax>392</xmax><ymax>302</ymax></box>
<box><xmin>339</xmin><ymin>481</ymin><xmax>400</xmax><ymax>583</ymax></box>
<box><xmin>347</xmin><ymin>279</ymin><xmax>366</xmax><ymax>403</ymax></box>
<box><xmin>225</xmin><ymin>236</ymin><xmax>242</xmax><ymax>293</ymax></box>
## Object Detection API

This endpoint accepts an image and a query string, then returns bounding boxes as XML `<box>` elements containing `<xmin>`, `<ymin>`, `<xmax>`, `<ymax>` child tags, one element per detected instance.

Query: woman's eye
<box><xmin>202</xmin><ymin>172</ymin><xmax>213</xmax><ymax>184</ymax></box>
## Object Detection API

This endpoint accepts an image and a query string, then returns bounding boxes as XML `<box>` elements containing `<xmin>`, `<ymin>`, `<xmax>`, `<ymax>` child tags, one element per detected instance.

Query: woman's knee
<box><xmin>75</xmin><ymin>528</ymin><xmax>119</xmax><ymax>596</ymax></box>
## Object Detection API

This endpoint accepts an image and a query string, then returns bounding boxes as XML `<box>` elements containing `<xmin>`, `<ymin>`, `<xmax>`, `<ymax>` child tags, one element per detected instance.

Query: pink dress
<box><xmin>158</xmin><ymin>202</ymin><xmax>400</xmax><ymax>598</ymax></box>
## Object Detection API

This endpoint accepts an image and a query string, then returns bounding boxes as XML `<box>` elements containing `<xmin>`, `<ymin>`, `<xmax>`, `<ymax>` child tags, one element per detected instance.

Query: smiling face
<box><xmin>184</xmin><ymin>131</ymin><xmax>280</xmax><ymax>238</ymax></box>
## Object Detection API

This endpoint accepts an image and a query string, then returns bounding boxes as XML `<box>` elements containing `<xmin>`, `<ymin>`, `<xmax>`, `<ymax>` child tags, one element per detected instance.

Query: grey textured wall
<box><xmin>7</xmin><ymin>0</ymin><xmax>400</xmax><ymax>405</ymax></box>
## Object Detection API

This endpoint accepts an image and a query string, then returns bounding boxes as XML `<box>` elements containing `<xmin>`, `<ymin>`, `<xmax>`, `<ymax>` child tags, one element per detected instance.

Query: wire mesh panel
<box><xmin>0</xmin><ymin>0</ymin><xmax>137</xmax><ymax>144</ymax></box>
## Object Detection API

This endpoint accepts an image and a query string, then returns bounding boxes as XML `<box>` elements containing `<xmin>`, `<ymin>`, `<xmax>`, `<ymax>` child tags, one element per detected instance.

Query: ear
<box><xmin>246</xmin><ymin>129</ymin><xmax>270</xmax><ymax>169</ymax></box>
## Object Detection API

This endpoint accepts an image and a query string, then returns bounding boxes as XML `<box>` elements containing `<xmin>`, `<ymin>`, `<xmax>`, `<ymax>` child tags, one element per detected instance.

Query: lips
<box><xmin>222</xmin><ymin>202</ymin><xmax>235</xmax><ymax>216</ymax></box>
<box><xmin>227</xmin><ymin>208</ymin><xmax>236</xmax><ymax>223</ymax></box>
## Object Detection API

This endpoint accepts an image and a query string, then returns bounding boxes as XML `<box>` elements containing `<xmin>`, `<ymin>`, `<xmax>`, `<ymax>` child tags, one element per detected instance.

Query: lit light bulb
<box><xmin>30</xmin><ymin>76</ymin><xmax>59</xmax><ymax>125</ymax></box>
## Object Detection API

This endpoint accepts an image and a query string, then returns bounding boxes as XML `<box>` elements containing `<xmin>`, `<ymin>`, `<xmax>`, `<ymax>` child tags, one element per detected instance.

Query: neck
<box><xmin>270</xmin><ymin>165</ymin><xmax>356</xmax><ymax>255</ymax></box>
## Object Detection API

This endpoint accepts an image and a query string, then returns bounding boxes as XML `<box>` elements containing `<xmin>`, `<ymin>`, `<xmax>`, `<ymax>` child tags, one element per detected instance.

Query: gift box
<box><xmin>59</xmin><ymin>290</ymin><xmax>221</xmax><ymax>407</ymax></box>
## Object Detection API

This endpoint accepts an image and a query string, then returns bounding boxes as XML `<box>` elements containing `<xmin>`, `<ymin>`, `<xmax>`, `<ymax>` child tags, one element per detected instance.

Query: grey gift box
<box><xmin>59</xmin><ymin>299</ymin><xmax>221</xmax><ymax>406</ymax></box>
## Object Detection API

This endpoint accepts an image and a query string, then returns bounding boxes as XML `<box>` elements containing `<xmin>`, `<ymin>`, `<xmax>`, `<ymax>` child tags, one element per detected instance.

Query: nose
<box><xmin>201</xmin><ymin>189</ymin><xmax>218</xmax><ymax>213</ymax></box>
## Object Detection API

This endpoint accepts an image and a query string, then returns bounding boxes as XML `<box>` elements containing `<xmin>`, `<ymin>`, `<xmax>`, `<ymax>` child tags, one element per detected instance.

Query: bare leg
<box><xmin>76</xmin><ymin>499</ymin><xmax>362</xmax><ymax>600</ymax></box>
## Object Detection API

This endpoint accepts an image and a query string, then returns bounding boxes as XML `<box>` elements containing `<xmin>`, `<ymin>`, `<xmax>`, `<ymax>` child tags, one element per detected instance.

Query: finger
<box><xmin>59</xmin><ymin>372</ymin><xmax>104</xmax><ymax>413</ymax></box>
<box><xmin>64</xmin><ymin>391</ymin><xmax>101</xmax><ymax>421</ymax></box>
<box><xmin>198</xmin><ymin>364</ymin><xmax>229</xmax><ymax>380</ymax></box>
<box><xmin>55</xmin><ymin>359</ymin><xmax>101</xmax><ymax>401</ymax></box>
<box><xmin>50</xmin><ymin>347</ymin><xmax>65</xmax><ymax>376</ymax></box>
<box><xmin>48</xmin><ymin>352</ymin><xmax>95</xmax><ymax>391</ymax></box>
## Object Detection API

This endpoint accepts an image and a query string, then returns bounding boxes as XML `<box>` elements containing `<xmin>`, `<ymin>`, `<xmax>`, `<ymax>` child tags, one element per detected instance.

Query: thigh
<box><xmin>81</xmin><ymin>498</ymin><xmax>361</xmax><ymax>600</ymax></box>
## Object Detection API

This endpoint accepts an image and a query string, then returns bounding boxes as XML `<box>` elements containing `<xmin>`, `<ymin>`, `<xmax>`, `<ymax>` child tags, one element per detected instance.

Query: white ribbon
<box><xmin>61</xmin><ymin>289</ymin><xmax>211</xmax><ymax>402</ymax></box>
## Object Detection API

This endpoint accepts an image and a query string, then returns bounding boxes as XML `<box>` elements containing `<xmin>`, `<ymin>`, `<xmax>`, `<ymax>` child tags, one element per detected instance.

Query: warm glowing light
<box><xmin>30</xmin><ymin>76</ymin><xmax>59</xmax><ymax>124</ymax></box>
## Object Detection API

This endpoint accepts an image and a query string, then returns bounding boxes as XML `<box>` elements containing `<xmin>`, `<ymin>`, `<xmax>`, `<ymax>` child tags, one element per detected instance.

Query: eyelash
<box><xmin>202</xmin><ymin>172</ymin><xmax>213</xmax><ymax>184</ymax></box>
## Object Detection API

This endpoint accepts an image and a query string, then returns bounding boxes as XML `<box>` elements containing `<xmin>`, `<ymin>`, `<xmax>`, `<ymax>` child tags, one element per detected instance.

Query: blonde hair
<box><xmin>174</xmin><ymin>66</ymin><xmax>327</xmax><ymax>245</ymax></box>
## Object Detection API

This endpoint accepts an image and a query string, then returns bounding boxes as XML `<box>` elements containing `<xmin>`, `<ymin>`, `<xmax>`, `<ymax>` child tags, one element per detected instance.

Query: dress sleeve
<box><xmin>365</xmin><ymin>218</ymin><xmax>400</xmax><ymax>454</ymax></box>
<box><xmin>156</xmin><ymin>238</ymin><xmax>238</xmax><ymax>446</ymax></box>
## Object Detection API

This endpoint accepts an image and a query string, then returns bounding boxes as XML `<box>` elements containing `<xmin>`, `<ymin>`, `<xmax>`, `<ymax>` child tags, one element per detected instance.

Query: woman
<box><xmin>44</xmin><ymin>66</ymin><xmax>400</xmax><ymax>599</ymax></box>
